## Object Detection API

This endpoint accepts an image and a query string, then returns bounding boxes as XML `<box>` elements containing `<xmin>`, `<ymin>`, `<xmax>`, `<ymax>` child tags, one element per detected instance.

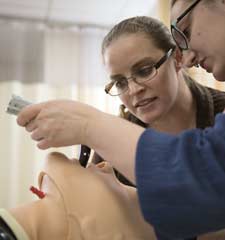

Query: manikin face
<box><xmin>103</xmin><ymin>33</ymin><xmax>179</xmax><ymax>125</ymax></box>
<box><xmin>39</xmin><ymin>152</ymin><xmax>155</xmax><ymax>240</ymax></box>
<box><xmin>171</xmin><ymin>1</ymin><xmax>225</xmax><ymax>81</ymax></box>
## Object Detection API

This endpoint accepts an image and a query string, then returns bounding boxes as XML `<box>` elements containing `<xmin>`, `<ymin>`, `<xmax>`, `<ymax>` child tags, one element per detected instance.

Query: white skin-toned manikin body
<box><xmin>8</xmin><ymin>152</ymin><xmax>156</xmax><ymax>240</ymax></box>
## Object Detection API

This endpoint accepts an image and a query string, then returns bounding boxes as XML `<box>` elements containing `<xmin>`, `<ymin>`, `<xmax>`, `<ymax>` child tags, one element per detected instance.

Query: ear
<box><xmin>173</xmin><ymin>47</ymin><xmax>183</xmax><ymax>72</ymax></box>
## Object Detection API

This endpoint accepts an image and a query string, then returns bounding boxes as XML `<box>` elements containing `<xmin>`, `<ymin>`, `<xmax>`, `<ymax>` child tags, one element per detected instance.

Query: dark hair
<box><xmin>102</xmin><ymin>16</ymin><xmax>176</xmax><ymax>56</ymax></box>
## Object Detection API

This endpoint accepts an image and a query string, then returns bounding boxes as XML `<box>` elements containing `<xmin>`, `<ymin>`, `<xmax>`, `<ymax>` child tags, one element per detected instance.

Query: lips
<box><xmin>134</xmin><ymin>97</ymin><xmax>157</xmax><ymax>108</ymax></box>
<box><xmin>199</xmin><ymin>58</ymin><xmax>211</xmax><ymax>72</ymax></box>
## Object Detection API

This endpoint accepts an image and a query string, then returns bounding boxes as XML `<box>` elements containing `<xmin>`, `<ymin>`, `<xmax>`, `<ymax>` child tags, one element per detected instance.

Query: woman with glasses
<box><xmin>93</xmin><ymin>16</ymin><xmax>193</xmax><ymax>186</ymax></box>
<box><xmin>16</xmin><ymin>15</ymin><xmax>225</xmax><ymax>239</ymax></box>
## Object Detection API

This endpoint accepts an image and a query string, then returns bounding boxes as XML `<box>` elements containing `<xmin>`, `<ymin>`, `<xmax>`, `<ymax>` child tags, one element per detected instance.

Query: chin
<box><xmin>140</xmin><ymin>115</ymin><xmax>159</xmax><ymax>126</ymax></box>
<box><xmin>213</xmin><ymin>66</ymin><xmax>225</xmax><ymax>82</ymax></box>
<box><xmin>213</xmin><ymin>74</ymin><xmax>225</xmax><ymax>82</ymax></box>
<box><xmin>138</xmin><ymin>116</ymin><xmax>151</xmax><ymax>125</ymax></box>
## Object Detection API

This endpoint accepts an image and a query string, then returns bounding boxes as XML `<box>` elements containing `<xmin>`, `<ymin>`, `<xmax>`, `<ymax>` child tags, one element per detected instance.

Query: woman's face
<box><xmin>103</xmin><ymin>33</ymin><xmax>179</xmax><ymax>125</ymax></box>
<box><xmin>171</xmin><ymin>1</ymin><xmax>225</xmax><ymax>81</ymax></box>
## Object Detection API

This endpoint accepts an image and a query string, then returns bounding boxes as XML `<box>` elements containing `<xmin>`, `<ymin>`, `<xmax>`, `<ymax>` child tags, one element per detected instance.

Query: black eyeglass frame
<box><xmin>171</xmin><ymin>0</ymin><xmax>202</xmax><ymax>50</ymax></box>
<box><xmin>105</xmin><ymin>48</ymin><xmax>175</xmax><ymax>96</ymax></box>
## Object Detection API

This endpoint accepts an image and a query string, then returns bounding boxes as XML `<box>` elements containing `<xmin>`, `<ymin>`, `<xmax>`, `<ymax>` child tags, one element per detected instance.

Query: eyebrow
<box><xmin>177</xmin><ymin>10</ymin><xmax>191</xmax><ymax>26</ymax></box>
<box><xmin>131</xmin><ymin>57</ymin><xmax>155</xmax><ymax>71</ymax></box>
<box><xmin>110</xmin><ymin>74</ymin><xmax>125</xmax><ymax>81</ymax></box>
<box><xmin>177</xmin><ymin>0</ymin><xmax>201</xmax><ymax>23</ymax></box>
<box><xmin>176</xmin><ymin>10</ymin><xmax>194</xmax><ymax>35</ymax></box>
<box><xmin>176</xmin><ymin>1</ymin><xmax>198</xmax><ymax>29</ymax></box>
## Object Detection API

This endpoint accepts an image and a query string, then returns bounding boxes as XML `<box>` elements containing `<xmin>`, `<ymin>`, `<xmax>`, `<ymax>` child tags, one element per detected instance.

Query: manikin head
<box><xmin>170</xmin><ymin>0</ymin><xmax>225</xmax><ymax>81</ymax></box>
<box><xmin>102</xmin><ymin>16</ymin><xmax>186</xmax><ymax>126</ymax></box>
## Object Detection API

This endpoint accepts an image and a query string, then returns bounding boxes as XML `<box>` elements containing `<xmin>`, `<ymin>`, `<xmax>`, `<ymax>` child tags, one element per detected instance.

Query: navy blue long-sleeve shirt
<box><xmin>136</xmin><ymin>113</ymin><xmax>225</xmax><ymax>239</ymax></box>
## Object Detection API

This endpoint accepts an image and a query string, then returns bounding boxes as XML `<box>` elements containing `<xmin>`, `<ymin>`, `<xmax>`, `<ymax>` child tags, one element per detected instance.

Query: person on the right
<box><xmin>123</xmin><ymin>0</ymin><xmax>225</xmax><ymax>238</ymax></box>
<box><xmin>136</xmin><ymin>0</ymin><xmax>225</xmax><ymax>239</ymax></box>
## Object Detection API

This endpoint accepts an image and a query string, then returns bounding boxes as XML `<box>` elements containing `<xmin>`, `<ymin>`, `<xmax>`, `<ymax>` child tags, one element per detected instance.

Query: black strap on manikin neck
<box><xmin>0</xmin><ymin>217</ymin><xmax>17</xmax><ymax>240</ymax></box>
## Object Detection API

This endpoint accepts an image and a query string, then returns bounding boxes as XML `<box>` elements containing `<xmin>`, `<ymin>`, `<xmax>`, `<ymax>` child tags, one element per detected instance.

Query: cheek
<box><xmin>158</xmin><ymin>87</ymin><xmax>176</xmax><ymax>109</ymax></box>
<box><xmin>154</xmin><ymin>71</ymin><xmax>178</xmax><ymax>106</ymax></box>
<box><xmin>191</xmin><ymin>30</ymin><xmax>206</xmax><ymax>50</ymax></box>
<box><xmin>119</xmin><ymin>95</ymin><xmax>133</xmax><ymax>110</ymax></box>
<box><xmin>190</xmin><ymin>19</ymin><xmax>210</xmax><ymax>51</ymax></box>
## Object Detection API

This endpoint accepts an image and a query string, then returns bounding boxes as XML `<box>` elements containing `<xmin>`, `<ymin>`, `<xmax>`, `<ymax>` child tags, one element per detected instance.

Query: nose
<box><xmin>181</xmin><ymin>49</ymin><xmax>199</xmax><ymax>68</ymax></box>
<box><xmin>127</xmin><ymin>78</ymin><xmax>145</xmax><ymax>96</ymax></box>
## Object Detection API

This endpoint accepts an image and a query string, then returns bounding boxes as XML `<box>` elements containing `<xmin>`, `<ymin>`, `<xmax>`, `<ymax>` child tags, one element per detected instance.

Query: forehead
<box><xmin>170</xmin><ymin>1</ymin><xmax>191</xmax><ymax>21</ymax></box>
<box><xmin>103</xmin><ymin>34</ymin><xmax>159</xmax><ymax>67</ymax></box>
<box><xmin>106</xmin><ymin>33</ymin><xmax>155</xmax><ymax>55</ymax></box>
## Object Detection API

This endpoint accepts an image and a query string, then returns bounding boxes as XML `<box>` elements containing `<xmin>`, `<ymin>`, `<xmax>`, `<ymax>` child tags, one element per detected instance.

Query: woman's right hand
<box><xmin>17</xmin><ymin>99</ymin><xmax>101</xmax><ymax>149</ymax></box>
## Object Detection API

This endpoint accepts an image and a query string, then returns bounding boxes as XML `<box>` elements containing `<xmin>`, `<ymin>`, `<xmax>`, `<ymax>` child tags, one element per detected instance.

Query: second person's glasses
<box><xmin>171</xmin><ymin>0</ymin><xmax>202</xmax><ymax>50</ymax></box>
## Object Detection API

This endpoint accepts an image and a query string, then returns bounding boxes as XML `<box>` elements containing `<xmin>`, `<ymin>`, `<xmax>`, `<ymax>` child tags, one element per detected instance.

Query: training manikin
<box><xmin>0</xmin><ymin>152</ymin><xmax>156</xmax><ymax>240</ymax></box>
<box><xmin>1</xmin><ymin>152</ymin><xmax>225</xmax><ymax>240</ymax></box>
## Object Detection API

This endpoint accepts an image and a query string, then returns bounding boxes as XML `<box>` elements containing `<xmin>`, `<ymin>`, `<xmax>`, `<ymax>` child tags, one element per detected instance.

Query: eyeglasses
<box><xmin>171</xmin><ymin>0</ymin><xmax>202</xmax><ymax>50</ymax></box>
<box><xmin>105</xmin><ymin>48</ymin><xmax>175</xmax><ymax>96</ymax></box>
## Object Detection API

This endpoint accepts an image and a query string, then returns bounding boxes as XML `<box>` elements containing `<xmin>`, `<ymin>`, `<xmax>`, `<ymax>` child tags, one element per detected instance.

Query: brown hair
<box><xmin>102</xmin><ymin>16</ymin><xmax>175</xmax><ymax>56</ymax></box>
